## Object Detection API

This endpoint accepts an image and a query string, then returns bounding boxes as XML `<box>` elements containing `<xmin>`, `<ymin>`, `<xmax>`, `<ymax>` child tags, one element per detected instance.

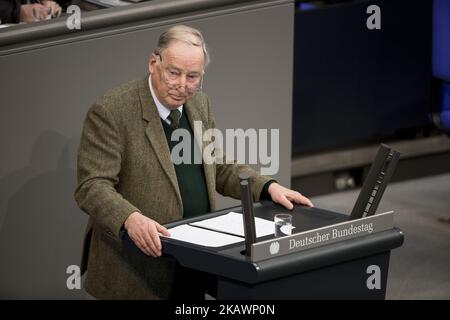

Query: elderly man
<box><xmin>75</xmin><ymin>25</ymin><xmax>313</xmax><ymax>300</ymax></box>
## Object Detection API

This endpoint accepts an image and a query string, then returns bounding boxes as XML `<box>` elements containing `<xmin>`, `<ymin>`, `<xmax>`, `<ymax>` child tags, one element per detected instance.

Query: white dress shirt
<box><xmin>148</xmin><ymin>75</ymin><xmax>183</xmax><ymax>125</ymax></box>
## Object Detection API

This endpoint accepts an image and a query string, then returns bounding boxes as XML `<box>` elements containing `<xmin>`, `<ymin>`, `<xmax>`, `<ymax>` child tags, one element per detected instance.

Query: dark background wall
<box><xmin>292</xmin><ymin>0</ymin><xmax>433</xmax><ymax>155</ymax></box>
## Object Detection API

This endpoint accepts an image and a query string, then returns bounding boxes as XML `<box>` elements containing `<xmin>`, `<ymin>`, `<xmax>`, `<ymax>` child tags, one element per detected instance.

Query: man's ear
<box><xmin>148</xmin><ymin>53</ymin><xmax>157</xmax><ymax>74</ymax></box>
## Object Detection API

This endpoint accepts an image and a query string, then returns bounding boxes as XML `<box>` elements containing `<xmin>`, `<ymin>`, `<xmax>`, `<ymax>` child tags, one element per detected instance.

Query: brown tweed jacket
<box><xmin>74</xmin><ymin>77</ymin><xmax>271</xmax><ymax>299</ymax></box>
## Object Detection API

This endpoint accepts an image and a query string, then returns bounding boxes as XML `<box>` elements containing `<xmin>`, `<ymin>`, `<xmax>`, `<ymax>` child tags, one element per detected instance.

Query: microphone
<box><xmin>239</xmin><ymin>173</ymin><xmax>257</xmax><ymax>258</ymax></box>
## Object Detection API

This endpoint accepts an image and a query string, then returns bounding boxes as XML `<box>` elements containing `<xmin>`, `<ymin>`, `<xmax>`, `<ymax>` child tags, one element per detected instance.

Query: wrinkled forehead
<box><xmin>161</xmin><ymin>40</ymin><xmax>205</xmax><ymax>71</ymax></box>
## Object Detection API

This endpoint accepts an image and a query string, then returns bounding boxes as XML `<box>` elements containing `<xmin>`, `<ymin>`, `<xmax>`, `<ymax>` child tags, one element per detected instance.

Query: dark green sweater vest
<box><xmin>161</xmin><ymin>112</ymin><xmax>210</xmax><ymax>218</ymax></box>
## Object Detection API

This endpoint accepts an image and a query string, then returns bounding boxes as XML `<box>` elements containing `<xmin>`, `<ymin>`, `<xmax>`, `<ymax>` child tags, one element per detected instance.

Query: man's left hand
<box><xmin>268</xmin><ymin>183</ymin><xmax>314</xmax><ymax>210</ymax></box>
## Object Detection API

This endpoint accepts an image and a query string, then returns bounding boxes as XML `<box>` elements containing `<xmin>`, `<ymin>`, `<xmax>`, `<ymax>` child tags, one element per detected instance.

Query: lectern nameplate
<box><xmin>251</xmin><ymin>211</ymin><xmax>395</xmax><ymax>261</ymax></box>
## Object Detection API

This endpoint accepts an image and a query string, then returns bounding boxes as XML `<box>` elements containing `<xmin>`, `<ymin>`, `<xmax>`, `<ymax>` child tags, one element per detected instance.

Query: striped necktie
<box><xmin>168</xmin><ymin>109</ymin><xmax>181</xmax><ymax>129</ymax></box>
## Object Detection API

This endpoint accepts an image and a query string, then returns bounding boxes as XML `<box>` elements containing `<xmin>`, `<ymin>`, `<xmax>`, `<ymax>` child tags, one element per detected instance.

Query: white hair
<box><xmin>154</xmin><ymin>25</ymin><xmax>210</xmax><ymax>68</ymax></box>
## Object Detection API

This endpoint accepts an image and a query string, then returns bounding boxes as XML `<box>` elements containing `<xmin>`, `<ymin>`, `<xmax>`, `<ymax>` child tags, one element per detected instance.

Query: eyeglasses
<box><xmin>155</xmin><ymin>53</ymin><xmax>203</xmax><ymax>94</ymax></box>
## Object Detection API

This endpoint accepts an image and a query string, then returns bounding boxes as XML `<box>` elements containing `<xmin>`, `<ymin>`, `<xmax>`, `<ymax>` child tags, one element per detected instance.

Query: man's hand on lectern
<box><xmin>268</xmin><ymin>183</ymin><xmax>314</xmax><ymax>210</ymax></box>
<box><xmin>124</xmin><ymin>211</ymin><xmax>171</xmax><ymax>257</ymax></box>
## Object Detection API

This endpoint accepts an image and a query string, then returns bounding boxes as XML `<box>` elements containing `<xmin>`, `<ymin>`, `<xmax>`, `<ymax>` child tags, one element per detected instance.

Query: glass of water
<box><xmin>274</xmin><ymin>213</ymin><xmax>293</xmax><ymax>237</ymax></box>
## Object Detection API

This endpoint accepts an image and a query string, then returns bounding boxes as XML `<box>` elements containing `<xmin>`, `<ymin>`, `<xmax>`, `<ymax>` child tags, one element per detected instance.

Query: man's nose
<box><xmin>176</xmin><ymin>75</ymin><xmax>187</xmax><ymax>93</ymax></box>
<box><xmin>178</xmin><ymin>74</ymin><xmax>187</xmax><ymax>88</ymax></box>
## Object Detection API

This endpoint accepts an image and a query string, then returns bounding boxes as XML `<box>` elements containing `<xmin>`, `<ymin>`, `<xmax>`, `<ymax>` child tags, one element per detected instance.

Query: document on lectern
<box><xmin>190</xmin><ymin>212</ymin><xmax>278</xmax><ymax>238</ymax></box>
<box><xmin>164</xmin><ymin>224</ymin><xmax>244</xmax><ymax>247</ymax></box>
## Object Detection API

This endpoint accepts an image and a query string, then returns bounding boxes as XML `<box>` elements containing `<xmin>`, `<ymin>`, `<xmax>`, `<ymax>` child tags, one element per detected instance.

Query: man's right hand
<box><xmin>124</xmin><ymin>211</ymin><xmax>171</xmax><ymax>257</ymax></box>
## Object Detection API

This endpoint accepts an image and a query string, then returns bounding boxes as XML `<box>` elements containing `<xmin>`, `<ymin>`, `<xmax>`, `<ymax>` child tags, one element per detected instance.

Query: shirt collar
<box><xmin>148</xmin><ymin>75</ymin><xmax>183</xmax><ymax>121</ymax></box>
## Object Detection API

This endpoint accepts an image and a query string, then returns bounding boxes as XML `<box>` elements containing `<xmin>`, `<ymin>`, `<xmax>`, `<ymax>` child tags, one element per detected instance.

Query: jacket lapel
<box><xmin>185</xmin><ymin>98</ymin><xmax>217</xmax><ymax>211</ymax></box>
<box><xmin>138</xmin><ymin>77</ymin><xmax>183</xmax><ymax>210</ymax></box>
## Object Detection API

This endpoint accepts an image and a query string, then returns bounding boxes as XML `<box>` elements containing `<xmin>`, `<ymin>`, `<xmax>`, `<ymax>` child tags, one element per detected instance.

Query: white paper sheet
<box><xmin>190</xmin><ymin>212</ymin><xmax>279</xmax><ymax>238</ymax></box>
<box><xmin>164</xmin><ymin>224</ymin><xmax>244</xmax><ymax>247</ymax></box>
